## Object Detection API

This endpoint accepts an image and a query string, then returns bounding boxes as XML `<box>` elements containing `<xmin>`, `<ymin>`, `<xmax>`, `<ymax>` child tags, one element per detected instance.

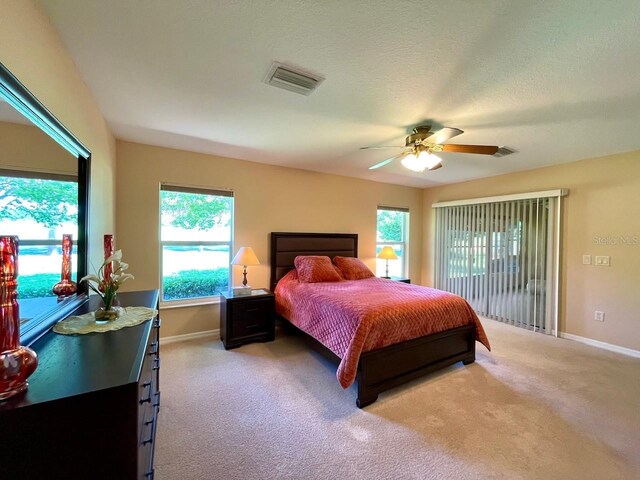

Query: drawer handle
<box><xmin>139</xmin><ymin>381</ymin><xmax>152</xmax><ymax>404</ymax></box>
<box><xmin>154</xmin><ymin>317</ymin><xmax>161</xmax><ymax>329</ymax></box>
<box><xmin>245</xmin><ymin>307</ymin><xmax>259</xmax><ymax>312</ymax></box>
<box><xmin>246</xmin><ymin>323</ymin><xmax>260</xmax><ymax>329</ymax></box>
<box><xmin>145</xmin><ymin>469</ymin><xmax>154</xmax><ymax>479</ymax></box>
<box><xmin>153</xmin><ymin>390</ymin><xmax>161</xmax><ymax>408</ymax></box>
<box><xmin>148</xmin><ymin>341</ymin><xmax>159</xmax><ymax>355</ymax></box>
<box><xmin>142</xmin><ymin>416</ymin><xmax>155</xmax><ymax>445</ymax></box>
<box><xmin>153</xmin><ymin>357</ymin><xmax>161</xmax><ymax>371</ymax></box>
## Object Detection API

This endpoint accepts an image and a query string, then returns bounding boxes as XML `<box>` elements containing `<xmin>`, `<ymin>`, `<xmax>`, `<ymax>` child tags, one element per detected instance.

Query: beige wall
<box><xmin>116</xmin><ymin>141</ymin><xmax>423</xmax><ymax>338</ymax></box>
<box><xmin>422</xmin><ymin>150</ymin><xmax>640</xmax><ymax>351</ymax></box>
<box><xmin>0</xmin><ymin>121</ymin><xmax>76</xmax><ymax>175</ymax></box>
<box><xmin>0</xmin><ymin>0</ymin><xmax>116</xmax><ymax>267</ymax></box>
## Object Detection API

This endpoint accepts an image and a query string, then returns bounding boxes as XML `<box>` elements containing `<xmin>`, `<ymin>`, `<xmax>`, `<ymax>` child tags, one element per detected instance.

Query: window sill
<box><xmin>160</xmin><ymin>296</ymin><xmax>222</xmax><ymax>310</ymax></box>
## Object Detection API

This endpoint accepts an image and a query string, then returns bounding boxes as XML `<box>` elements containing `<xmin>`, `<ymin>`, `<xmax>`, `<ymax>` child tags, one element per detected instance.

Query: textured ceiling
<box><xmin>34</xmin><ymin>0</ymin><xmax>640</xmax><ymax>188</ymax></box>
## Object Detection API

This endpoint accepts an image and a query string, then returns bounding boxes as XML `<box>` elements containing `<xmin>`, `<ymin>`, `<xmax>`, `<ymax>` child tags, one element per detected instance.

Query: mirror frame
<box><xmin>0</xmin><ymin>61</ymin><xmax>91</xmax><ymax>346</ymax></box>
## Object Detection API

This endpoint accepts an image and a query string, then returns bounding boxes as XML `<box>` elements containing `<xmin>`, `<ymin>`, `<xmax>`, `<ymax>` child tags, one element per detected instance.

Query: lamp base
<box><xmin>232</xmin><ymin>286</ymin><xmax>252</xmax><ymax>296</ymax></box>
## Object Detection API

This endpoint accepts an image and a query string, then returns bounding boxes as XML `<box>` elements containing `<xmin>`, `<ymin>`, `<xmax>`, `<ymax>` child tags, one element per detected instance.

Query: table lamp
<box><xmin>231</xmin><ymin>247</ymin><xmax>260</xmax><ymax>295</ymax></box>
<box><xmin>377</xmin><ymin>246</ymin><xmax>398</xmax><ymax>279</ymax></box>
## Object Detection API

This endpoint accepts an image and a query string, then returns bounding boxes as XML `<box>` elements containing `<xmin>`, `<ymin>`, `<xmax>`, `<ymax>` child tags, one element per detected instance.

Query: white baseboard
<box><xmin>161</xmin><ymin>329</ymin><xmax>219</xmax><ymax>345</ymax></box>
<box><xmin>559</xmin><ymin>332</ymin><xmax>640</xmax><ymax>358</ymax></box>
<box><xmin>159</xmin><ymin>327</ymin><xmax>640</xmax><ymax>358</ymax></box>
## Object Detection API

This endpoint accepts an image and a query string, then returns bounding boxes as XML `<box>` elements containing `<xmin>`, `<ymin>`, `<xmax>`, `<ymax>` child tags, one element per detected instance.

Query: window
<box><xmin>376</xmin><ymin>206</ymin><xmax>409</xmax><ymax>277</ymax></box>
<box><xmin>160</xmin><ymin>185</ymin><xmax>233</xmax><ymax>303</ymax></box>
<box><xmin>0</xmin><ymin>172</ymin><xmax>78</xmax><ymax>301</ymax></box>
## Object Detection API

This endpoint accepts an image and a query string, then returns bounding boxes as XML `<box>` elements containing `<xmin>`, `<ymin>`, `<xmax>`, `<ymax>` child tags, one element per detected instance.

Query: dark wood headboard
<box><xmin>270</xmin><ymin>232</ymin><xmax>358</xmax><ymax>290</ymax></box>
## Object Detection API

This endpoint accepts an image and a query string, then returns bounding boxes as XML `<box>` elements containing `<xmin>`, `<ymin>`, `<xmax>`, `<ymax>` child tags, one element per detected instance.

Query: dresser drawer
<box><xmin>138</xmin><ymin>402</ymin><xmax>159</xmax><ymax>479</ymax></box>
<box><xmin>138</xmin><ymin>317</ymin><xmax>160</xmax><ymax>480</ymax></box>
<box><xmin>138</xmin><ymin>339</ymin><xmax>157</xmax><ymax>406</ymax></box>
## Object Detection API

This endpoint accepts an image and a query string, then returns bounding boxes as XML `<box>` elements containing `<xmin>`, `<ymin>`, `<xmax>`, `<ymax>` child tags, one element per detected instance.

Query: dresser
<box><xmin>0</xmin><ymin>290</ymin><xmax>160</xmax><ymax>479</ymax></box>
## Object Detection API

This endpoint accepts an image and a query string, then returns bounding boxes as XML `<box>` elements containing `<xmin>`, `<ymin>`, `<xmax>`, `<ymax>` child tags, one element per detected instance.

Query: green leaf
<box><xmin>377</xmin><ymin>210</ymin><xmax>404</xmax><ymax>242</ymax></box>
<box><xmin>0</xmin><ymin>176</ymin><xmax>78</xmax><ymax>229</ymax></box>
<box><xmin>161</xmin><ymin>191</ymin><xmax>231</xmax><ymax>231</ymax></box>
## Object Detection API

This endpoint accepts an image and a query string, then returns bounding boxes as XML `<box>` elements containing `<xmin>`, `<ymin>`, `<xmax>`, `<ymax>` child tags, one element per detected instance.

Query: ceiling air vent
<box><xmin>264</xmin><ymin>62</ymin><xmax>324</xmax><ymax>96</ymax></box>
<box><xmin>494</xmin><ymin>147</ymin><xmax>516</xmax><ymax>157</ymax></box>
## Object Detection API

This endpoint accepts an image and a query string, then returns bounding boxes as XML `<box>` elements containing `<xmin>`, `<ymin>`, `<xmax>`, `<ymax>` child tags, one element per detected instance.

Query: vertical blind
<box><xmin>434</xmin><ymin>191</ymin><xmax>565</xmax><ymax>335</ymax></box>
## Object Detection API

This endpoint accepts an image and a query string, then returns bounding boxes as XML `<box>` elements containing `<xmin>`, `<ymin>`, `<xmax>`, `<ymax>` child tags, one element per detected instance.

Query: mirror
<box><xmin>0</xmin><ymin>61</ymin><xmax>90</xmax><ymax>346</ymax></box>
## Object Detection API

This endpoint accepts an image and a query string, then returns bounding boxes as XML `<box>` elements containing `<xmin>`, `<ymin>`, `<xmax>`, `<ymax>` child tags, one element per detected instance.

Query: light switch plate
<box><xmin>582</xmin><ymin>255</ymin><xmax>591</xmax><ymax>265</ymax></box>
<box><xmin>595</xmin><ymin>255</ymin><xmax>611</xmax><ymax>266</ymax></box>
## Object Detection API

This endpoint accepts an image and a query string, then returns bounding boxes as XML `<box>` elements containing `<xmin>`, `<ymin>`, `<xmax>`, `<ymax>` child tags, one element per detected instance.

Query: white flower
<box><xmin>112</xmin><ymin>273</ymin><xmax>135</xmax><ymax>283</ymax></box>
<box><xmin>104</xmin><ymin>249</ymin><xmax>123</xmax><ymax>264</ymax></box>
<box><xmin>81</xmin><ymin>249</ymin><xmax>134</xmax><ymax>299</ymax></box>
<box><xmin>80</xmin><ymin>274</ymin><xmax>100</xmax><ymax>284</ymax></box>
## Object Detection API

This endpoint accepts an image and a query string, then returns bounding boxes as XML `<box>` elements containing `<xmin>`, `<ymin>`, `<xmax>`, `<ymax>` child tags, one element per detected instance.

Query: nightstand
<box><xmin>390</xmin><ymin>277</ymin><xmax>411</xmax><ymax>283</ymax></box>
<box><xmin>220</xmin><ymin>289</ymin><xmax>275</xmax><ymax>350</ymax></box>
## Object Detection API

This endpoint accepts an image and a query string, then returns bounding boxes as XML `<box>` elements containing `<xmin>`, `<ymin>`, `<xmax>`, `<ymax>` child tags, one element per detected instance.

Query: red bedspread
<box><xmin>275</xmin><ymin>270</ymin><xmax>491</xmax><ymax>388</ymax></box>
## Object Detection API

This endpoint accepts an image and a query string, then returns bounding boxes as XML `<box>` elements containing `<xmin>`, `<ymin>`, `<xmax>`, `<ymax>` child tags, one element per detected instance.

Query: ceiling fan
<box><xmin>362</xmin><ymin>125</ymin><xmax>503</xmax><ymax>173</ymax></box>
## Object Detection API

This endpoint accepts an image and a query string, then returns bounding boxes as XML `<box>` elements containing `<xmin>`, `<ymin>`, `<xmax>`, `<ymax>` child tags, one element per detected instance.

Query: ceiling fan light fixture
<box><xmin>418</xmin><ymin>150</ymin><xmax>442</xmax><ymax>170</ymax></box>
<box><xmin>400</xmin><ymin>153</ymin><xmax>426</xmax><ymax>172</ymax></box>
<box><xmin>401</xmin><ymin>150</ymin><xmax>442</xmax><ymax>173</ymax></box>
<box><xmin>364</xmin><ymin>124</ymin><xmax>501</xmax><ymax>172</ymax></box>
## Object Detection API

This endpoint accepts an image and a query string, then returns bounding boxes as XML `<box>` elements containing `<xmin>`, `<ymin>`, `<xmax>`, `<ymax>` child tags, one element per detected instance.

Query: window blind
<box><xmin>434</xmin><ymin>192</ymin><xmax>564</xmax><ymax>335</ymax></box>
<box><xmin>161</xmin><ymin>183</ymin><xmax>233</xmax><ymax>197</ymax></box>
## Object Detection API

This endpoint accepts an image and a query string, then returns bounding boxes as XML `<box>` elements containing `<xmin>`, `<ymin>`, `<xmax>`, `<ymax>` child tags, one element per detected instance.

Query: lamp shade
<box><xmin>377</xmin><ymin>246</ymin><xmax>398</xmax><ymax>260</ymax></box>
<box><xmin>231</xmin><ymin>247</ymin><xmax>260</xmax><ymax>266</ymax></box>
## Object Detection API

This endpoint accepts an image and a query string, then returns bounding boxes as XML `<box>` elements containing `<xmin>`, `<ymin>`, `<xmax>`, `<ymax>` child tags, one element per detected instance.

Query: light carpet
<box><xmin>155</xmin><ymin>319</ymin><xmax>640</xmax><ymax>479</ymax></box>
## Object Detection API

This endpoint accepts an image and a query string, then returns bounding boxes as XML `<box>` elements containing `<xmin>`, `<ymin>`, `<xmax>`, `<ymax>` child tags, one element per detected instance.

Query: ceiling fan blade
<box><xmin>424</xmin><ymin>127</ymin><xmax>463</xmax><ymax>145</ymax></box>
<box><xmin>441</xmin><ymin>144</ymin><xmax>500</xmax><ymax>155</ymax></box>
<box><xmin>368</xmin><ymin>153</ymin><xmax>406</xmax><ymax>170</ymax></box>
<box><xmin>360</xmin><ymin>145</ymin><xmax>403</xmax><ymax>150</ymax></box>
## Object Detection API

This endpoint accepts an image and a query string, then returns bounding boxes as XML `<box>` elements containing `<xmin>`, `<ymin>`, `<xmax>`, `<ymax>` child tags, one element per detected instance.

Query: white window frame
<box><xmin>376</xmin><ymin>206</ymin><xmax>409</xmax><ymax>278</ymax></box>
<box><xmin>160</xmin><ymin>184</ymin><xmax>234</xmax><ymax>307</ymax></box>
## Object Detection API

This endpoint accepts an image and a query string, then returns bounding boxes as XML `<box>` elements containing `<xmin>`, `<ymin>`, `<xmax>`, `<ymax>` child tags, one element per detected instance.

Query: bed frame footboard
<box><xmin>355</xmin><ymin>324</ymin><xmax>476</xmax><ymax>408</ymax></box>
<box><xmin>278</xmin><ymin>316</ymin><xmax>476</xmax><ymax>408</ymax></box>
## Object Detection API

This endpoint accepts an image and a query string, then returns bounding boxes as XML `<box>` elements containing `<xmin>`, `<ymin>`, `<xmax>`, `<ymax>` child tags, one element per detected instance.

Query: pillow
<box><xmin>333</xmin><ymin>256</ymin><xmax>375</xmax><ymax>280</ymax></box>
<box><xmin>294</xmin><ymin>255</ymin><xmax>343</xmax><ymax>283</ymax></box>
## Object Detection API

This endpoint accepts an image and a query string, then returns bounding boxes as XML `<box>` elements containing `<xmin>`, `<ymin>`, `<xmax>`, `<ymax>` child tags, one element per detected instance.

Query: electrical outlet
<box><xmin>594</xmin><ymin>311</ymin><xmax>605</xmax><ymax>322</ymax></box>
<box><xmin>595</xmin><ymin>255</ymin><xmax>611</xmax><ymax>266</ymax></box>
<box><xmin>582</xmin><ymin>255</ymin><xmax>591</xmax><ymax>265</ymax></box>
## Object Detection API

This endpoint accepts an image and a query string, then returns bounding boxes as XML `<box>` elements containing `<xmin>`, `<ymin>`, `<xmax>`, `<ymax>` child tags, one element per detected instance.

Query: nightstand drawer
<box><xmin>231</xmin><ymin>299</ymin><xmax>271</xmax><ymax>321</ymax></box>
<box><xmin>232</xmin><ymin>315</ymin><xmax>269</xmax><ymax>337</ymax></box>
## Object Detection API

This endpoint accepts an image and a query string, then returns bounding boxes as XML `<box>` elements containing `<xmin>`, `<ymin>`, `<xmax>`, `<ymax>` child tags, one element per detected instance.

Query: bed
<box><xmin>270</xmin><ymin>232</ymin><xmax>490</xmax><ymax>408</ymax></box>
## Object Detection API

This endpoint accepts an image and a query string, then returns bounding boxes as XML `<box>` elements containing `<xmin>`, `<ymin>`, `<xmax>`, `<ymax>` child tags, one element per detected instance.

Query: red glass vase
<box><xmin>103</xmin><ymin>234</ymin><xmax>114</xmax><ymax>283</ymax></box>
<box><xmin>0</xmin><ymin>236</ymin><xmax>38</xmax><ymax>401</ymax></box>
<box><xmin>52</xmin><ymin>234</ymin><xmax>77</xmax><ymax>298</ymax></box>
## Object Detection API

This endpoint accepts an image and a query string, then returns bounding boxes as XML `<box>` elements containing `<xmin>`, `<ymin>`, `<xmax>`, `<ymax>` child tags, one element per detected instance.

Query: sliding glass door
<box><xmin>435</xmin><ymin>194</ymin><xmax>562</xmax><ymax>334</ymax></box>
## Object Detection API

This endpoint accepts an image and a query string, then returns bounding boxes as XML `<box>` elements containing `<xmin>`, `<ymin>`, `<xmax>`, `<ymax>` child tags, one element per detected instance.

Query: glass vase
<box><xmin>95</xmin><ymin>305</ymin><xmax>121</xmax><ymax>323</ymax></box>
<box><xmin>103</xmin><ymin>234</ymin><xmax>114</xmax><ymax>283</ymax></box>
<box><xmin>52</xmin><ymin>234</ymin><xmax>77</xmax><ymax>298</ymax></box>
<box><xmin>0</xmin><ymin>236</ymin><xmax>38</xmax><ymax>401</ymax></box>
